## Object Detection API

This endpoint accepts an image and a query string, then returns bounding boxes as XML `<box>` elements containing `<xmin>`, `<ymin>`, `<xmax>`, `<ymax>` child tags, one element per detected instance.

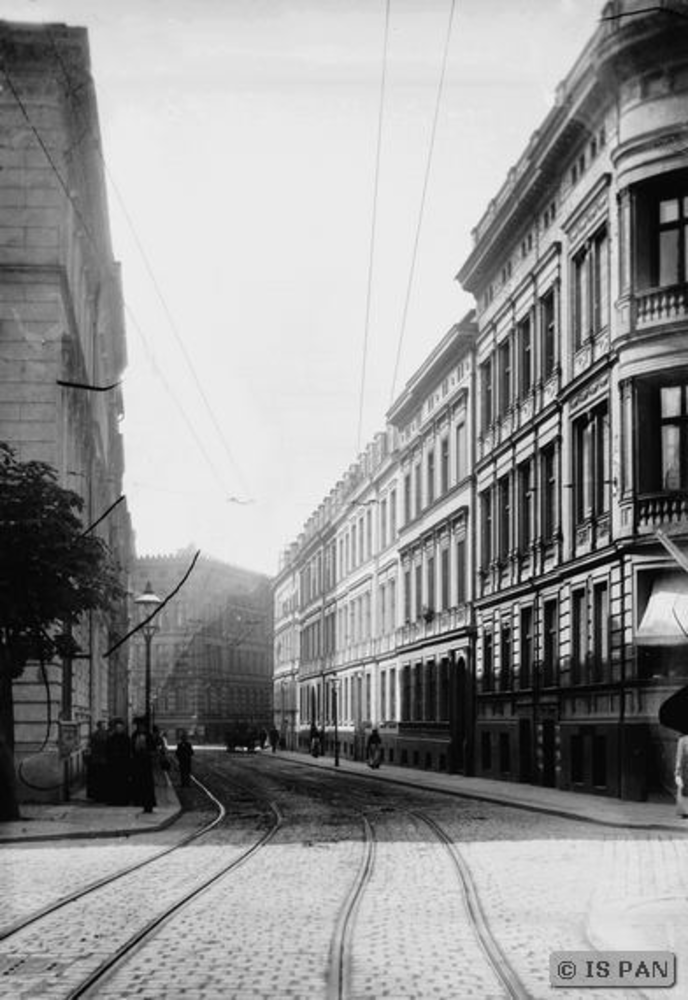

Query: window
<box><xmin>574</xmin><ymin>403</ymin><xmax>610</xmax><ymax>524</ymax></box>
<box><xmin>498</xmin><ymin>338</ymin><xmax>512</xmax><ymax>414</ymax></box>
<box><xmin>366</xmin><ymin>510</ymin><xmax>372</xmax><ymax>558</ymax></box>
<box><xmin>518</xmin><ymin>459</ymin><xmax>534</xmax><ymax>551</ymax></box>
<box><xmin>572</xmin><ymin>589</ymin><xmax>587</xmax><ymax>685</ymax></box>
<box><xmin>414</xmin><ymin>462</ymin><xmax>422</xmax><ymax>518</ymax></box>
<box><xmin>518</xmin><ymin>315</ymin><xmax>532</xmax><ymax>396</ymax></box>
<box><xmin>389</xmin><ymin>578</ymin><xmax>396</xmax><ymax>631</ymax></box>
<box><xmin>415</xmin><ymin>563</ymin><xmax>422</xmax><ymax>619</ymax></box>
<box><xmin>380</xmin><ymin>498</ymin><xmax>388</xmax><ymax>549</ymax></box>
<box><xmin>592</xmin><ymin>581</ymin><xmax>610</xmax><ymax>682</ymax></box>
<box><xmin>661</xmin><ymin>385</ymin><xmax>688</xmax><ymax>490</ymax></box>
<box><xmin>390</xmin><ymin>489</ymin><xmax>397</xmax><ymax>539</ymax></box>
<box><xmin>636</xmin><ymin>379</ymin><xmax>688</xmax><ymax>493</ymax></box>
<box><xmin>541</xmin><ymin>444</ymin><xmax>557</xmax><ymax>543</ymax></box>
<box><xmin>351</xmin><ymin>525</ymin><xmax>357</xmax><ymax>568</ymax></box>
<box><xmin>543</xmin><ymin>599</ymin><xmax>558</xmax><ymax>686</ymax></box>
<box><xmin>404</xmin><ymin>473</ymin><xmax>412</xmax><ymax>523</ymax></box>
<box><xmin>404</xmin><ymin>568</ymin><xmax>412</xmax><ymax>622</ymax></box>
<box><xmin>440</xmin><ymin>547</ymin><xmax>450</xmax><ymax>611</ymax></box>
<box><xmin>426</xmin><ymin>555</ymin><xmax>435</xmax><ymax>612</ymax></box>
<box><xmin>440</xmin><ymin>436</ymin><xmax>449</xmax><ymax>494</ymax></box>
<box><xmin>379</xmin><ymin>583</ymin><xmax>386</xmax><ymax>634</ymax></box>
<box><xmin>658</xmin><ymin>193</ymin><xmax>688</xmax><ymax>286</ymax></box>
<box><xmin>573</xmin><ymin>226</ymin><xmax>609</xmax><ymax>348</ymax></box>
<box><xmin>456</xmin><ymin>419</ymin><xmax>468</xmax><ymax>481</ymax></box>
<box><xmin>481</xmin><ymin>357</ymin><xmax>494</xmax><ymax>431</ymax></box>
<box><xmin>456</xmin><ymin>538</ymin><xmax>467</xmax><ymax>605</ymax></box>
<box><xmin>483</xmin><ymin>632</ymin><xmax>494</xmax><ymax>692</ymax></box>
<box><xmin>520</xmin><ymin>606</ymin><xmax>534</xmax><ymax>689</ymax></box>
<box><xmin>427</xmin><ymin>449</ymin><xmax>435</xmax><ymax>506</ymax></box>
<box><xmin>500</xmin><ymin>624</ymin><xmax>512</xmax><ymax>691</ymax></box>
<box><xmin>541</xmin><ymin>289</ymin><xmax>556</xmax><ymax>380</ymax></box>
<box><xmin>498</xmin><ymin>474</ymin><xmax>511</xmax><ymax>561</ymax></box>
<box><xmin>481</xmin><ymin>489</ymin><xmax>493</xmax><ymax>570</ymax></box>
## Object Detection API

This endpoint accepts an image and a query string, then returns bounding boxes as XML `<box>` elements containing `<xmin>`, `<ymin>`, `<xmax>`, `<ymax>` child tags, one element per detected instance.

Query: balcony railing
<box><xmin>636</xmin><ymin>492</ymin><xmax>688</xmax><ymax>531</ymax></box>
<box><xmin>635</xmin><ymin>283</ymin><xmax>688</xmax><ymax>329</ymax></box>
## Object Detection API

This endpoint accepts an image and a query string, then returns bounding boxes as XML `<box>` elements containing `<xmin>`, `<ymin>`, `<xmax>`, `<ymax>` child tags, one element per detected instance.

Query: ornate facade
<box><xmin>274</xmin><ymin>1</ymin><xmax>688</xmax><ymax>800</ymax></box>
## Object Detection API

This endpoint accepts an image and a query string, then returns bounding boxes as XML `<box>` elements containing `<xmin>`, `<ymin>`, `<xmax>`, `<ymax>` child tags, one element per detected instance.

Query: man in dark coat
<box><xmin>105</xmin><ymin>718</ymin><xmax>131</xmax><ymax>805</ymax></box>
<box><xmin>175</xmin><ymin>732</ymin><xmax>194</xmax><ymax>787</ymax></box>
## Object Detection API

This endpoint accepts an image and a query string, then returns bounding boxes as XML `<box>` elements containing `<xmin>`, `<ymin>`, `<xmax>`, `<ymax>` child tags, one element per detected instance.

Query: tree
<box><xmin>0</xmin><ymin>443</ymin><xmax>124</xmax><ymax>821</ymax></box>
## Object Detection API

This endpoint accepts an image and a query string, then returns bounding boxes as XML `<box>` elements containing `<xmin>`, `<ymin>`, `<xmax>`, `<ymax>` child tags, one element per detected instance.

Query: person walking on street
<box><xmin>366</xmin><ymin>728</ymin><xmax>382</xmax><ymax>769</ymax></box>
<box><xmin>176</xmin><ymin>731</ymin><xmax>194</xmax><ymax>787</ymax></box>
<box><xmin>269</xmin><ymin>726</ymin><xmax>280</xmax><ymax>753</ymax></box>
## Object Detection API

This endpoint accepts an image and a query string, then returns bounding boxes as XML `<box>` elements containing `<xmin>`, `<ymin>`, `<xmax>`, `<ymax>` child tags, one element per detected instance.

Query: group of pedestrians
<box><xmin>86</xmin><ymin>718</ymin><xmax>194</xmax><ymax>811</ymax></box>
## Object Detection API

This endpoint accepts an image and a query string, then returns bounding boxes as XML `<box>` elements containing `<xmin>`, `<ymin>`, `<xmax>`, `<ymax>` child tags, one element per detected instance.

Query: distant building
<box><xmin>133</xmin><ymin>551</ymin><xmax>273</xmax><ymax>744</ymax></box>
<box><xmin>0</xmin><ymin>22</ymin><xmax>132</xmax><ymax>801</ymax></box>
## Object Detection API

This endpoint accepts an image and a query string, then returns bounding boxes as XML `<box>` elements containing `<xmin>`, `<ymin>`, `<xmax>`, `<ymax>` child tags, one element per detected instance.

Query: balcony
<box><xmin>635</xmin><ymin>284</ymin><xmax>688</xmax><ymax>330</ymax></box>
<box><xmin>635</xmin><ymin>492</ymin><xmax>688</xmax><ymax>533</ymax></box>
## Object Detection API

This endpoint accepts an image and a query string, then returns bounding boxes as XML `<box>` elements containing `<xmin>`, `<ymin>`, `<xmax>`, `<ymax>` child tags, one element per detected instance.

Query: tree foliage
<box><xmin>0</xmin><ymin>442</ymin><xmax>124</xmax><ymax>671</ymax></box>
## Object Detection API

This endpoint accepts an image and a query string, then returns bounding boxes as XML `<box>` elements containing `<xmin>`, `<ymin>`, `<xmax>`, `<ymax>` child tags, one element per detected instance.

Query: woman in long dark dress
<box><xmin>130</xmin><ymin>718</ymin><xmax>156</xmax><ymax>813</ymax></box>
<box><xmin>105</xmin><ymin>719</ymin><xmax>131</xmax><ymax>805</ymax></box>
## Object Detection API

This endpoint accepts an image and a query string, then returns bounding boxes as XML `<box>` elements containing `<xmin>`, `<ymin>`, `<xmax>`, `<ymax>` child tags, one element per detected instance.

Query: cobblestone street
<box><xmin>2</xmin><ymin>751</ymin><xmax>687</xmax><ymax>999</ymax></box>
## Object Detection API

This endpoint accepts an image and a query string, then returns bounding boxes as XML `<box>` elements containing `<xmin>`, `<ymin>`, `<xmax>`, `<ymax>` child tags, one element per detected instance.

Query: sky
<box><xmin>6</xmin><ymin>0</ymin><xmax>605</xmax><ymax>576</ymax></box>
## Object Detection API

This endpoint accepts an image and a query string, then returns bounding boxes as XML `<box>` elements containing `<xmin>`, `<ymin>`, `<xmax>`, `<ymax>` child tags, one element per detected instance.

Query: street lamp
<box><xmin>135</xmin><ymin>581</ymin><xmax>162</xmax><ymax>732</ymax></box>
<box><xmin>332</xmin><ymin>675</ymin><xmax>340</xmax><ymax>767</ymax></box>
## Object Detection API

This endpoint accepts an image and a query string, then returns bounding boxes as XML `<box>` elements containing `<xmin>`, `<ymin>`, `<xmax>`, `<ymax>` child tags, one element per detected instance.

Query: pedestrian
<box><xmin>366</xmin><ymin>728</ymin><xmax>382</xmax><ymax>769</ymax></box>
<box><xmin>176</xmin><ymin>731</ymin><xmax>194</xmax><ymax>787</ymax></box>
<box><xmin>309</xmin><ymin>722</ymin><xmax>320</xmax><ymax>757</ymax></box>
<box><xmin>258</xmin><ymin>728</ymin><xmax>268</xmax><ymax>750</ymax></box>
<box><xmin>269</xmin><ymin>726</ymin><xmax>279</xmax><ymax>753</ymax></box>
<box><xmin>105</xmin><ymin>718</ymin><xmax>131</xmax><ymax>805</ymax></box>
<box><xmin>86</xmin><ymin>720</ymin><xmax>109</xmax><ymax>802</ymax></box>
<box><xmin>675</xmin><ymin>732</ymin><xmax>688</xmax><ymax>817</ymax></box>
<box><xmin>152</xmin><ymin>725</ymin><xmax>170</xmax><ymax>773</ymax></box>
<box><xmin>130</xmin><ymin>718</ymin><xmax>156</xmax><ymax>813</ymax></box>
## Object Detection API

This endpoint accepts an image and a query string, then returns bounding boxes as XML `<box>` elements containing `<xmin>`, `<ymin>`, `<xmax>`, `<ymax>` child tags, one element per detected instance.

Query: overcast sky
<box><xmin>6</xmin><ymin>0</ymin><xmax>604</xmax><ymax>576</ymax></box>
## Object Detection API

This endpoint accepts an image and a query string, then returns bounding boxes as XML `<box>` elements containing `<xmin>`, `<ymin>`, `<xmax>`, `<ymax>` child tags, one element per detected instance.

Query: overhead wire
<box><xmin>389</xmin><ymin>0</ymin><xmax>457</xmax><ymax>405</ymax></box>
<box><xmin>44</xmin><ymin>35</ymin><xmax>251</xmax><ymax>498</ymax></box>
<box><xmin>356</xmin><ymin>0</ymin><xmax>391</xmax><ymax>456</ymax></box>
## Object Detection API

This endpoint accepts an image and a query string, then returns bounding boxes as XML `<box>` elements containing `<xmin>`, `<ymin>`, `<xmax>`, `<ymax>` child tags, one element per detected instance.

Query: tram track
<box><xmin>0</xmin><ymin>768</ymin><xmax>283</xmax><ymax>1000</ymax></box>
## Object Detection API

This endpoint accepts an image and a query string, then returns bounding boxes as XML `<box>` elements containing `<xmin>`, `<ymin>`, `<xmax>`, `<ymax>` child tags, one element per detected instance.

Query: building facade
<box><xmin>458</xmin><ymin>0</ymin><xmax>688</xmax><ymax>800</ymax></box>
<box><xmin>133</xmin><ymin>551</ymin><xmax>272</xmax><ymax>745</ymax></box>
<box><xmin>273</xmin><ymin>315</ymin><xmax>477</xmax><ymax>772</ymax></box>
<box><xmin>273</xmin><ymin>1</ymin><xmax>688</xmax><ymax>801</ymax></box>
<box><xmin>0</xmin><ymin>22</ymin><xmax>132</xmax><ymax>801</ymax></box>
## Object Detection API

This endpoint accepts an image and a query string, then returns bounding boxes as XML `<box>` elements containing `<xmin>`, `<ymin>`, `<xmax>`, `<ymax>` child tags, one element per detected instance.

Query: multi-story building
<box><xmin>388</xmin><ymin>317</ymin><xmax>476</xmax><ymax>772</ymax></box>
<box><xmin>0</xmin><ymin>22</ymin><xmax>132</xmax><ymax>801</ymax></box>
<box><xmin>457</xmin><ymin>0</ymin><xmax>688</xmax><ymax>799</ymax></box>
<box><xmin>274</xmin><ymin>2</ymin><xmax>688</xmax><ymax>802</ymax></box>
<box><xmin>273</xmin><ymin>314</ymin><xmax>477</xmax><ymax>771</ymax></box>
<box><xmin>133</xmin><ymin>551</ymin><xmax>272</xmax><ymax>744</ymax></box>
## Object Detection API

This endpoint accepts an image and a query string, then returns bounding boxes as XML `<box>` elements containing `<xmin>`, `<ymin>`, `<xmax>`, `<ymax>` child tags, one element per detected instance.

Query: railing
<box><xmin>635</xmin><ymin>284</ymin><xmax>688</xmax><ymax>328</ymax></box>
<box><xmin>636</xmin><ymin>492</ymin><xmax>688</xmax><ymax>530</ymax></box>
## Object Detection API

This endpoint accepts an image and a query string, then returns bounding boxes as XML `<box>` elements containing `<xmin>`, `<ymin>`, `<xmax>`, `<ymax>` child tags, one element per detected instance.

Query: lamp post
<box><xmin>135</xmin><ymin>581</ymin><xmax>162</xmax><ymax>732</ymax></box>
<box><xmin>332</xmin><ymin>675</ymin><xmax>340</xmax><ymax>767</ymax></box>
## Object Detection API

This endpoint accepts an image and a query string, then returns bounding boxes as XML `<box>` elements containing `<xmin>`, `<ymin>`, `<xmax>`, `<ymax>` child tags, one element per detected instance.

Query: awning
<box><xmin>636</xmin><ymin>573</ymin><xmax>688</xmax><ymax>646</ymax></box>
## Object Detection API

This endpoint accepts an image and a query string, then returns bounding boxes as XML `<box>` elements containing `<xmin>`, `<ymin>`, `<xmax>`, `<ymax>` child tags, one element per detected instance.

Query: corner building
<box><xmin>457</xmin><ymin>0</ymin><xmax>688</xmax><ymax>799</ymax></box>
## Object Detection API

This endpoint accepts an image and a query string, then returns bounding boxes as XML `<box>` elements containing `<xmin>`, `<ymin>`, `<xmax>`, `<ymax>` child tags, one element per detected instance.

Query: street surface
<box><xmin>1</xmin><ymin>749</ymin><xmax>687</xmax><ymax>999</ymax></box>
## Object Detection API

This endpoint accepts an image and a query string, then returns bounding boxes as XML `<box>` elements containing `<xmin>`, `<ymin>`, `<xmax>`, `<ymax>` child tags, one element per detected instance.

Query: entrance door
<box><xmin>542</xmin><ymin>719</ymin><xmax>556</xmax><ymax>787</ymax></box>
<box><xmin>519</xmin><ymin>718</ymin><xmax>532</xmax><ymax>783</ymax></box>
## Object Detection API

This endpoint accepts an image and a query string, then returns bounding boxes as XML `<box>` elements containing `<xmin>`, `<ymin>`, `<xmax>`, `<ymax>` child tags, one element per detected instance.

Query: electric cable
<box><xmin>356</xmin><ymin>0</ymin><xmax>391</xmax><ymax>455</ymax></box>
<box><xmin>389</xmin><ymin>0</ymin><xmax>457</xmax><ymax>405</ymax></box>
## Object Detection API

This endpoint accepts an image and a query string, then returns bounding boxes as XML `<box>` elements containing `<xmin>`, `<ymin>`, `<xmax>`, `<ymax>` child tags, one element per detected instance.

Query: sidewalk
<box><xmin>0</xmin><ymin>771</ymin><xmax>182</xmax><ymax>843</ymax></box>
<box><xmin>2</xmin><ymin>748</ymin><xmax>687</xmax><ymax>843</ymax></box>
<box><xmin>276</xmin><ymin>749</ymin><xmax>688</xmax><ymax>834</ymax></box>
